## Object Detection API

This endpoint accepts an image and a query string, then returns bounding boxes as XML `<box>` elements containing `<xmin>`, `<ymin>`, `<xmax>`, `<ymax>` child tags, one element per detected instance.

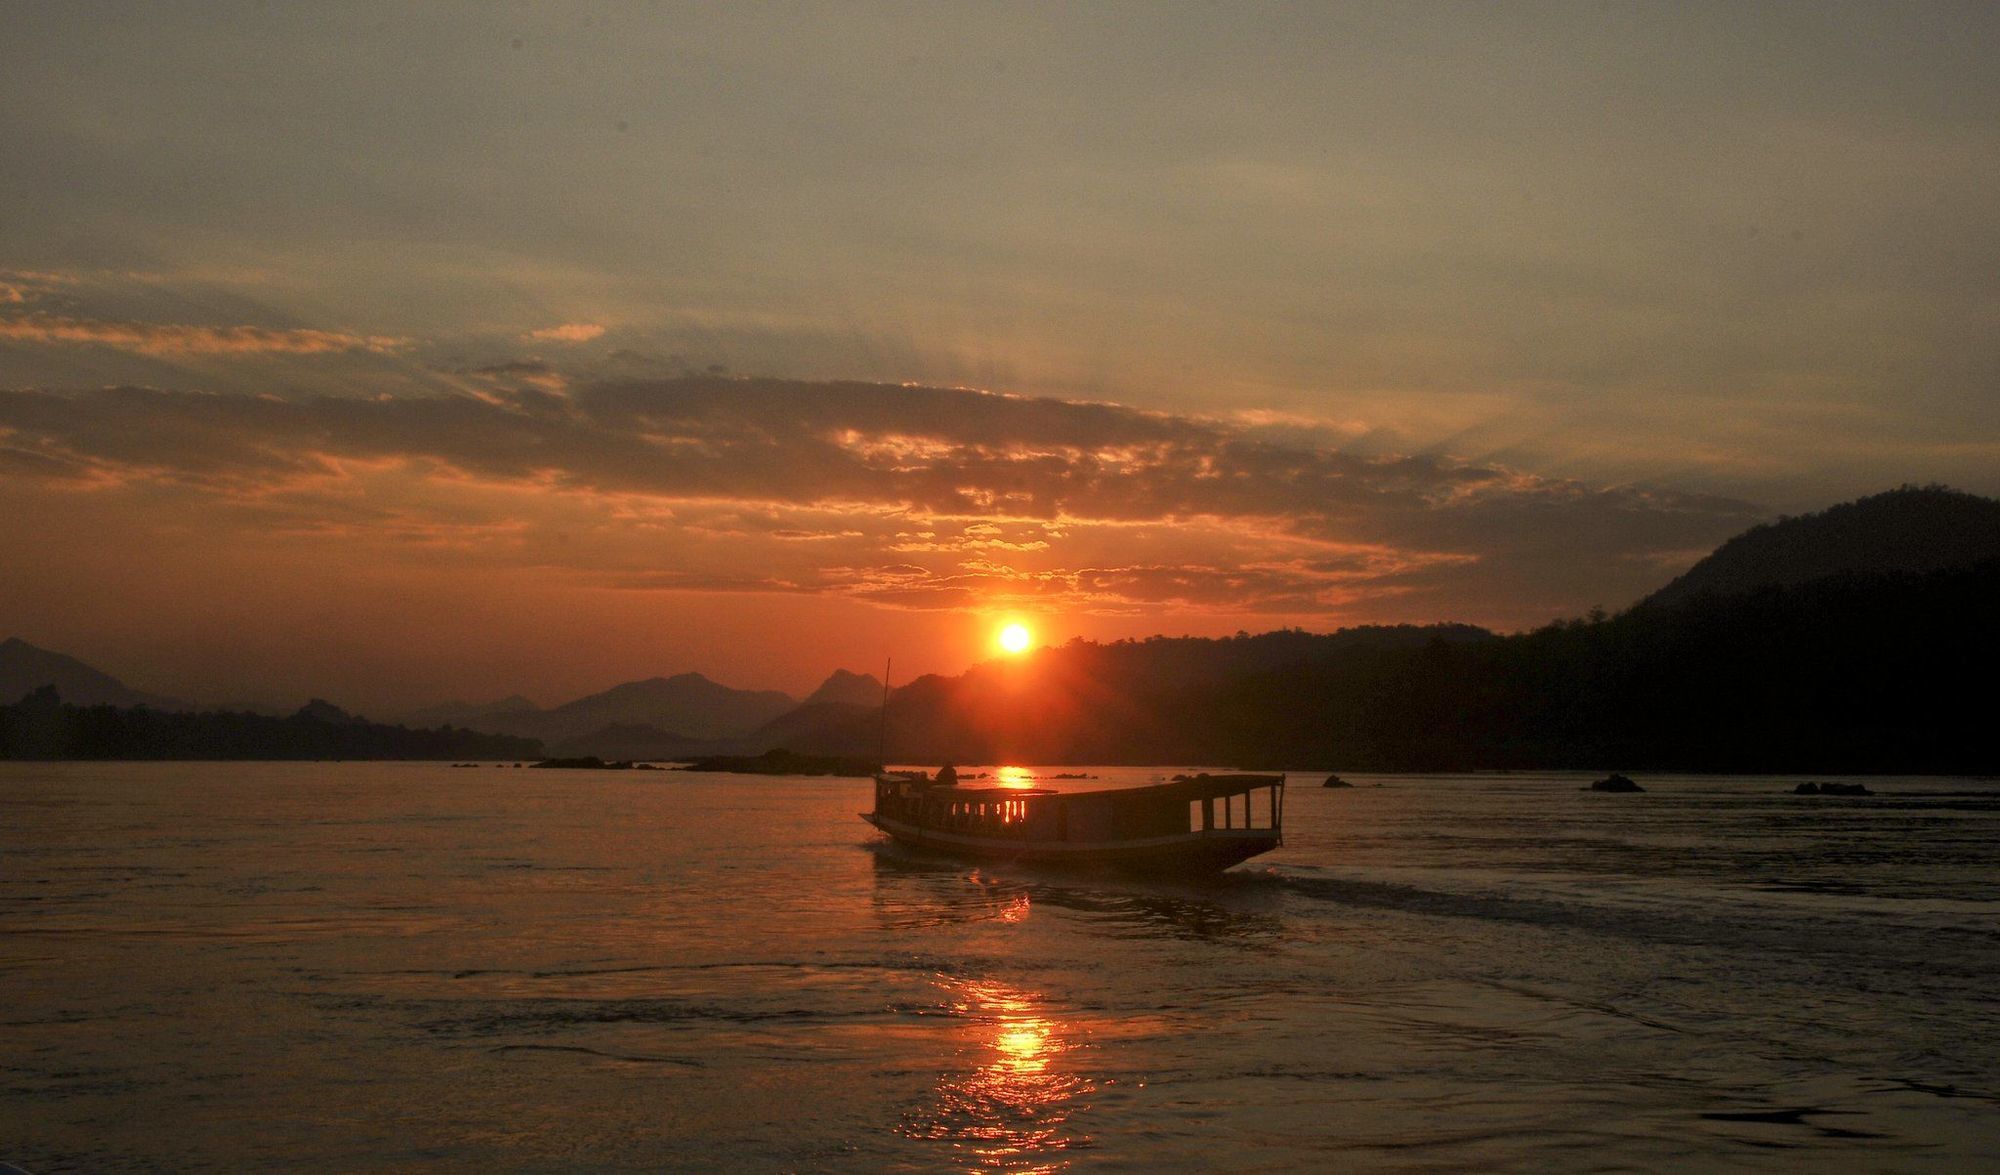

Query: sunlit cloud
<box><xmin>0</xmin><ymin>313</ymin><xmax>406</xmax><ymax>356</ymax></box>
<box><xmin>525</xmin><ymin>322</ymin><xmax>607</xmax><ymax>343</ymax></box>
<box><xmin>0</xmin><ymin>375</ymin><xmax>1763</xmax><ymax>627</ymax></box>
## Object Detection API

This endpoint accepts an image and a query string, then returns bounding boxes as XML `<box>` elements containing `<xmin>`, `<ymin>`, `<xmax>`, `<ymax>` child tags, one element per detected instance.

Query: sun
<box><xmin>998</xmin><ymin>622</ymin><xmax>1033</xmax><ymax>654</ymax></box>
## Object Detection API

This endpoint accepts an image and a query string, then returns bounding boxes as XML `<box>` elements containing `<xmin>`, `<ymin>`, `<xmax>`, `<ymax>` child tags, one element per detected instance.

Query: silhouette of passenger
<box><xmin>936</xmin><ymin>762</ymin><xmax>959</xmax><ymax>786</ymax></box>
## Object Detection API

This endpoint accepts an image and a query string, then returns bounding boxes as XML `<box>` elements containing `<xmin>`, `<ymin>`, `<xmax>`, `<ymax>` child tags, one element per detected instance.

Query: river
<box><xmin>4</xmin><ymin>763</ymin><xmax>1997</xmax><ymax>1170</ymax></box>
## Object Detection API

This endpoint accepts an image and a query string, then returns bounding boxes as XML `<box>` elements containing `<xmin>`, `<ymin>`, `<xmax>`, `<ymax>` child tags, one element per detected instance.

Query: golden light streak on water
<box><xmin>902</xmin><ymin>976</ymin><xmax>1095</xmax><ymax>1171</ymax></box>
<box><xmin>994</xmin><ymin>766</ymin><xmax>1039</xmax><ymax>790</ymax></box>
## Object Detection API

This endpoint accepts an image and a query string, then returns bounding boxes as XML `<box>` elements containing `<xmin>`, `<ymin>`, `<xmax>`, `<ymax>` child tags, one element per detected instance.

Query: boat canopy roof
<box><xmin>1120</xmin><ymin>774</ymin><xmax>1284</xmax><ymax>802</ymax></box>
<box><xmin>917</xmin><ymin>773</ymin><xmax>1281</xmax><ymax>804</ymax></box>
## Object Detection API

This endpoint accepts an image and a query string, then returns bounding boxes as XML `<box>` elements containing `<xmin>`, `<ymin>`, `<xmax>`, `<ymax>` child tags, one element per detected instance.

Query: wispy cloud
<box><xmin>525</xmin><ymin>322</ymin><xmax>607</xmax><ymax>343</ymax></box>
<box><xmin>0</xmin><ymin>313</ymin><xmax>406</xmax><ymax>356</ymax></box>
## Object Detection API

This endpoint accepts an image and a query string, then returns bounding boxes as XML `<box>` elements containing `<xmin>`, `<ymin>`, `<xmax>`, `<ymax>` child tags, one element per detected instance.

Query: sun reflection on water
<box><xmin>994</xmin><ymin>766</ymin><xmax>1038</xmax><ymax>790</ymax></box>
<box><xmin>902</xmin><ymin>976</ymin><xmax>1094</xmax><ymax>1170</ymax></box>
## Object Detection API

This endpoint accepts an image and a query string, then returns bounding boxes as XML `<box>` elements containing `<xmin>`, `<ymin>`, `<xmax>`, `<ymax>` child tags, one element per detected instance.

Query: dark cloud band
<box><xmin>0</xmin><ymin>376</ymin><xmax>1763</xmax><ymax>621</ymax></box>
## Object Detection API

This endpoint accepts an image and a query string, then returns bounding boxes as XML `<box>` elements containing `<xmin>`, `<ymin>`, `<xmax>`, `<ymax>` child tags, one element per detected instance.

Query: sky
<box><xmin>2</xmin><ymin>2</ymin><xmax>1996</xmax><ymax>710</ymax></box>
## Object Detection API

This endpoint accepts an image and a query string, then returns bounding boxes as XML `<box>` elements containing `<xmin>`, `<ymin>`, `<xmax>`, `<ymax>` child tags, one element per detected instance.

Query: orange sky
<box><xmin>0</xmin><ymin>370</ymin><xmax>1766</xmax><ymax>707</ymax></box>
<box><xmin>3</xmin><ymin>5</ymin><xmax>1997</xmax><ymax>711</ymax></box>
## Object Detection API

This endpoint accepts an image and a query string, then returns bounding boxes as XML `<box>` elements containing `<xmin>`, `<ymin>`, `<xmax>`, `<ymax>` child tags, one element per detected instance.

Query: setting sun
<box><xmin>998</xmin><ymin>623</ymin><xmax>1033</xmax><ymax>654</ymax></box>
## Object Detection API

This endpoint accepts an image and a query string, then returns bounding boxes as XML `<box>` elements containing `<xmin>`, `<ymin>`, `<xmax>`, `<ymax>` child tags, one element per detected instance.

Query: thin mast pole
<box><xmin>877</xmin><ymin>656</ymin><xmax>892</xmax><ymax>772</ymax></box>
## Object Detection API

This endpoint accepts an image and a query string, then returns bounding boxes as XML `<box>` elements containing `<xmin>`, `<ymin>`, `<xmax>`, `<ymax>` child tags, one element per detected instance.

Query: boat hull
<box><xmin>861</xmin><ymin>811</ymin><xmax>1279</xmax><ymax>873</ymax></box>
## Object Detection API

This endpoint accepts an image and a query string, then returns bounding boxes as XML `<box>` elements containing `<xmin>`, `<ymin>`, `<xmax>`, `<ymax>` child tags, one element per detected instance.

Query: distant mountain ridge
<box><xmin>762</xmin><ymin>564</ymin><xmax>1998</xmax><ymax>772</ymax></box>
<box><xmin>742</xmin><ymin>488</ymin><xmax>2000</xmax><ymax>771</ymax></box>
<box><xmin>12</xmin><ymin>484</ymin><xmax>1996</xmax><ymax>769</ymax></box>
<box><xmin>422</xmin><ymin>672</ymin><xmax>798</xmax><ymax>750</ymax></box>
<box><xmin>1</xmin><ymin>686</ymin><xmax>538</xmax><ymax>761</ymax></box>
<box><xmin>546</xmin><ymin>673</ymin><xmax>794</xmax><ymax>740</ymax></box>
<box><xmin>802</xmin><ymin>669</ymin><xmax>883</xmax><ymax>708</ymax></box>
<box><xmin>0</xmin><ymin>639</ymin><xmax>858</xmax><ymax>761</ymax></box>
<box><xmin>398</xmin><ymin>694</ymin><xmax>538</xmax><ymax>730</ymax></box>
<box><xmin>766</xmin><ymin>625</ymin><xmax>1500</xmax><ymax>762</ymax></box>
<box><xmin>0</xmin><ymin>638</ymin><xmax>189</xmax><ymax>710</ymax></box>
<box><xmin>1643</xmin><ymin>485</ymin><xmax>2000</xmax><ymax>609</ymax></box>
<box><xmin>545</xmin><ymin>670</ymin><xmax>895</xmax><ymax>758</ymax></box>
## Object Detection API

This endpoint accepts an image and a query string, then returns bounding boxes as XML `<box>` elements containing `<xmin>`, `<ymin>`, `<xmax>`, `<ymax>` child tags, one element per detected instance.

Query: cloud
<box><xmin>0</xmin><ymin>375</ymin><xmax>1765</xmax><ymax>625</ymax></box>
<box><xmin>0</xmin><ymin>313</ymin><xmax>406</xmax><ymax>356</ymax></box>
<box><xmin>525</xmin><ymin>322</ymin><xmax>607</xmax><ymax>343</ymax></box>
<box><xmin>0</xmin><ymin>269</ymin><xmax>85</xmax><ymax>301</ymax></box>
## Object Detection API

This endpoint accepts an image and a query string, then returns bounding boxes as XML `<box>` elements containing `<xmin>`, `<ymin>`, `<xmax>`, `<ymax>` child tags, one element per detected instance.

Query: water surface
<box><xmin>4</xmin><ymin>763</ymin><xmax>1998</xmax><ymax>1170</ymax></box>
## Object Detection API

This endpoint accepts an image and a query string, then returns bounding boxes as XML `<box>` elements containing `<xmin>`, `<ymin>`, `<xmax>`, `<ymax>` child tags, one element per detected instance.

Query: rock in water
<box><xmin>1795</xmin><ymin>780</ymin><xmax>1872</xmax><ymax>796</ymax></box>
<box><xmin>1586</xmin><ymin>773</ymin><xmax>1644</xmax><ymax>793</ymax></box>
<box><xmin>1323</xmin><ymin>774</ymin><xmax>1352</xmax><ymax>788</ymax></box>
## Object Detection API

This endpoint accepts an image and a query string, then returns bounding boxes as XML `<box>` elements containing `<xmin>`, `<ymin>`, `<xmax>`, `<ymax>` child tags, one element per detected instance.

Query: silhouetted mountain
<box><xmin>748</xmin><ymin>700</ymin><xmax>876</xmax><ymax>752</ymax></box>
<box><xmin>766</xmin><ymin>553</ymin><xmax>1997</xmax><ymax>772</ymax></box>
<box><xmin>0</xmin><ymin>638</ymin><xmax>190</xmax><ymax>710</ymax></box>
<box><xmin>775</xmin><ymin>625</ymin><xmax>1499</xmax><ymax>763</ymax></box>
<box><xmin>796</xmin><ymin>567</ymin><xmax>2000</xmax><ymax>775</ymax></box>
<box><xmin>0</xmin><ymin>686</ymin><xmax>540</xmax><ymax>761</ymax></box>
<box><xmin>1643</xmin><ymin>485</ymin><xmax>2000</xmax><ymax>609</ymax></box>
<box><xmin>17</xmin><ymin>485</ymin><xmax>1984</xmax><ymax>773</ymax></box>
<box><xmin>295</xmin><ymin>698</ymin><xmax>368</xmax><ymax>725</ymax></box>
<box><xmin>801</xmin><ymin>669</ymin><xmax>884</xmax><ymax>708</ymax></box>
<box><xmin>547</xmin><ymin>722</ymin><xmax>713</xmax><ymax>761</ymax></box>
<box><xmin>453</xmin><ymin>673</ymin><xmax>797</xmax><ymax>743</ymax></box>
<box><xmin>397</xmin><ymin>694</ymin><xmax>537</xmax><ymax>729</ymax></box>
<box><xmin>1200</xmin><ymin>559</ymin><xmax>1998</xmax><ymax>773</ymax></box>
<box><xmin>207</xmin><ymin>700</ymin><xmax>290</xmax><ymax>717</ymax></box>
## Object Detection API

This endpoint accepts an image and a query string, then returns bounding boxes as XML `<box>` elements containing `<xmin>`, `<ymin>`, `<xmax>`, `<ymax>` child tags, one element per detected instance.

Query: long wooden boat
<box><xmin>862</xmin><ymin>772</ymin><xmax>1284</xmax><ymax>873</ymax></box>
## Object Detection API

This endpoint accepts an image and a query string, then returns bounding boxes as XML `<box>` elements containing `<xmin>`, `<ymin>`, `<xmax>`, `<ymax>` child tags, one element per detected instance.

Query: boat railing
<box><xmin>876</xmin><ymin>772</ymin><xmax>1283</xmax><ymax>843</ymax></box>
<box><xmin>1183</xmin><ymin>775</ymin><xmax>1284</xmax><ymax>836</ymax></box>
